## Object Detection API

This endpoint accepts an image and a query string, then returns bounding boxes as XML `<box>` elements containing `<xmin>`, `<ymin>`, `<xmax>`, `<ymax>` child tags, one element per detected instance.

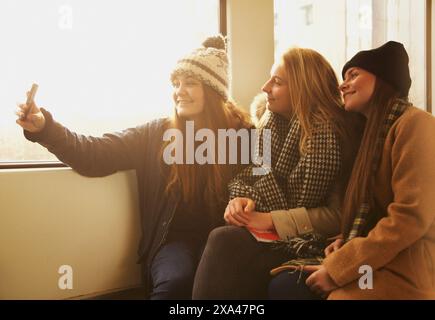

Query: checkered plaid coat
<box><xmin>229</xmin><ymin>111</ymin><xmax>341</xmax><ymax>212</ymax></box>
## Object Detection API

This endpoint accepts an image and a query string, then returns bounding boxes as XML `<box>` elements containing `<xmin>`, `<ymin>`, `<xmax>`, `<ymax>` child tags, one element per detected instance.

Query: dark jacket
<box><xmin>24</xmin><ymin>108</ymin><xmax>244</xmax><ymax>294</ymax></box>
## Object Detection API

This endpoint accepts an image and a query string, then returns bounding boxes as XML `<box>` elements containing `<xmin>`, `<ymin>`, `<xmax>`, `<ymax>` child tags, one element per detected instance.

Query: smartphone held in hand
<box><xmin>21</xmin><ymin>83</ymin><xmax>38</xmax><ymax>120</ymax></box>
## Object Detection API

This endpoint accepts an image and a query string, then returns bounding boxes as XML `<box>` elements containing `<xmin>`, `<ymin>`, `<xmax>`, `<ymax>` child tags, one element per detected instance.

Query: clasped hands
<box><xmin>223</xmin><ymin>197</ymin><xmax>273</xmax><ymax>231</ymax></box>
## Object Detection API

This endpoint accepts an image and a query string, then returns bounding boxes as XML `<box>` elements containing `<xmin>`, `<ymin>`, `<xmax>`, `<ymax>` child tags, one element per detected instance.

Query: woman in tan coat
<box><xmin>270</xmin><ymin>41</ymin><xmax>435</xmax><ymax>300</ymax></box>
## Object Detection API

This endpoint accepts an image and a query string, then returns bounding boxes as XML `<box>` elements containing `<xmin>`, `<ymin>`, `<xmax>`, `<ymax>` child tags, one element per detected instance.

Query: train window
<box><xmin>0</xmin><ymin>0</ymin><xmax>219</xmax><ymax>163</ymax></box>
<box><xmin>274</xmin><ymin>0</ymin><xmax>427</xmax><ymax>110</ymax></box>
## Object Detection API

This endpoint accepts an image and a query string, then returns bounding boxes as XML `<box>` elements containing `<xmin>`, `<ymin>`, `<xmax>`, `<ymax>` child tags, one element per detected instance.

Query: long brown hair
<box><xmin>163</xmin><ymin>83</ymin><xmax>251</xmax><ymax>208</ymax></box>
<box><xmin>341</xmin><ymin>79</ymin><xmax>400</xmax><ymax>237</ymax></box>
<box><xmin>281</xmin><ymin>47</ymin><xmax>363</xmax><ymax>191</ymax></box>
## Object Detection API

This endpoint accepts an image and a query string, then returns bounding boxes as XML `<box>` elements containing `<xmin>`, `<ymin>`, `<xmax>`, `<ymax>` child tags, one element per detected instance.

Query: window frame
<box><xmin>426</xmin><ymin>0</ymin><xmax>432</xmax><ymax>113</ymax></box>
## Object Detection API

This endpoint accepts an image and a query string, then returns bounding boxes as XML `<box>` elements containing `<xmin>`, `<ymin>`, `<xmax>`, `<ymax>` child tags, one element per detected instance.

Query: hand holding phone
<box><xmin>16</xmin><ymin>83</ymin><xmax>46</xmax><ymax>133</ymax></box>
<box><xmin>21</xmin><ymin>83</ymin><xmax>39</xmax><ymax>120</ymax></box>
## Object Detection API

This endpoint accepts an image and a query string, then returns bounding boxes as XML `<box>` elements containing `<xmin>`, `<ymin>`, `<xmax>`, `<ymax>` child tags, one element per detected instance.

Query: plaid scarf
<box><xmin>228</xmin><ymin>111</ymin><xmax>341</xmax><ymax>212</ymax></box>
<box><xmin>346</xmin><ymin>98</ymin><xmax>410</xmax><ymax>241</ymax></box>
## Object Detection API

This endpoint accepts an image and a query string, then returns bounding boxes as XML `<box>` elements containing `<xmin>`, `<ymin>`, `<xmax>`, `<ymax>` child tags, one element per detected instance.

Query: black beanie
<box><xmin>342</xmin><ymin>41</ymin><xmax>412</xmax><ymax>98</ymax></box>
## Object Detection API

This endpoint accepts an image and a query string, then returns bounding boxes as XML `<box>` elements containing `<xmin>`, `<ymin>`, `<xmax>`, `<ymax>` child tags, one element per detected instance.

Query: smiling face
<box><xmin>172</xmin><ymin>75</ymin><xmax>205</xmax><ymax>120</ymax></box>
<box><xmin>339</xmin><ymin>67</ymin><xmax>376</xmax><ymax>115</ymax></box>
<box><xmin>261</xmin><ymin>62</ymin><xmax>292</xmax><ymax>119</ymax></box>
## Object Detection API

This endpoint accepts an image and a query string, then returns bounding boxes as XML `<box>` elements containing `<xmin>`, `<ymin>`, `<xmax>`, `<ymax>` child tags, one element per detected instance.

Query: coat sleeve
<box><xmin>323</xmin><ymin>110</ymin><xmax>435</xmax><ymax>287</ymax></box>
<box><xmin>271</xmin><ymin>184</ymin><xmax>342</xmax><ymax>239</ymax></box>
<box><xmin>24</xmin><ymin>108</ymin><xmax>157</xmax><ymax>177</ymax></box>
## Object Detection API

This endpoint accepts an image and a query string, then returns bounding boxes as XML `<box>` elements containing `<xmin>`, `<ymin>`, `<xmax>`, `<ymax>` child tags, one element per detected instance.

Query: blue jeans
<box><xmin>268</xmin><ymin>271</ymin><xmax>322</xmax><ymax>300</ymax></box>
<box><xmin>150</xmin><ymin>239</ymin><xmax>203</xmax><ymax>300</ymax></box>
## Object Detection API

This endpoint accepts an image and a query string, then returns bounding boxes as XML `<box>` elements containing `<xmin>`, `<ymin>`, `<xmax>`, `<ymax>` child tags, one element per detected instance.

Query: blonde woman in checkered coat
<box><xmin>192</xmin><ymin>47</ymin><xmax>364</xmax><ymax>299</ymax></box>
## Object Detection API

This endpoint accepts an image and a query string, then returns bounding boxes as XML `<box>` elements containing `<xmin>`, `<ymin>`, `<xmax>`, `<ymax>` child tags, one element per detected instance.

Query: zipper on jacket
<box><xmin>158</xmin><ymin>206</ymin><xmax>177</xmax><ymax>249</ymax></box>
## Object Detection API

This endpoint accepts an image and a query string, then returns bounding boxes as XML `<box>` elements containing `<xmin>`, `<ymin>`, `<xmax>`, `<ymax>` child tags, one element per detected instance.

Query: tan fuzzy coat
<box><xmin>324</xmin><ymin>106</ymin><xmax>435</xmax><ymax>300</ymax></box>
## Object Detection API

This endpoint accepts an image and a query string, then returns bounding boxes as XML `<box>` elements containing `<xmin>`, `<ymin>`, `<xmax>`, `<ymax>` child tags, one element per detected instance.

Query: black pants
<box><xmin>192</xmin><ymin>226</ymin><xmax>289</xmax><ymax>299</ymax></box>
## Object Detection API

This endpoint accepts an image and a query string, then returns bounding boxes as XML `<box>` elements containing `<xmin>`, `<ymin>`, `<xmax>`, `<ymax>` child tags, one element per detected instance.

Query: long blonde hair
<box><xmin>281</xmin><ymin>47</ymin><xmax>364</xmax><ymax>196</ymax></box>
<box><xmin>281</xmin><ymin>48</ymin><xmax>348</xmax><ymax>151</ymax></box>
<box><xmin>163</xmin><ymin>83</ymin><xmax>251</xmax><ymax>208</ymax></box>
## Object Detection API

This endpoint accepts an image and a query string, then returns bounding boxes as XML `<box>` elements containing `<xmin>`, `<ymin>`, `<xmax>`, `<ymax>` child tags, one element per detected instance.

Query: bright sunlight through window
<box><xmin>0</xmin><ymin>0</ymin><xmax>219</xmax><ymax>162</ymax></box>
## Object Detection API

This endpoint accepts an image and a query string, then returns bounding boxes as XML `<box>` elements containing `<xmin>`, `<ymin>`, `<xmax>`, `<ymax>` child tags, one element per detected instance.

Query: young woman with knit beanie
<box><xmin>15</xmin><ymin>35</ymin><xmax>251</xmax><ymax>299</ymax></box>
<box><xmin>269</xmin><ymin>41</ymin><xmax>435</xmax><ymax>300</ymax></box>
<box><xmin>192</xmin><ymin>47</ymin><xmax>364</xmax><ymax>299</ymax></box>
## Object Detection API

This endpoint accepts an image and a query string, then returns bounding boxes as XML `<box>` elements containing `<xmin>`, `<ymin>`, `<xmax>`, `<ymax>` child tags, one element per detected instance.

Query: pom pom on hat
<box><xmin>171</xmin><ymin>34</ymin><xmax>229</xmax><ymax>101</ymax></box>
<box><xmin>202</xmin><ymin>34</ymin><xmax>226</xmax><ymax>51</ymax></box>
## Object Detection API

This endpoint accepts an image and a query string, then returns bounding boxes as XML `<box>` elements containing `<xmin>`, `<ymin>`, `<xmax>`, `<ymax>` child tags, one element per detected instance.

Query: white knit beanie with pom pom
<box><xmin>171</xmin><ymin>35</ymin><xmax>229</xmax><ymax>101</ymax></box>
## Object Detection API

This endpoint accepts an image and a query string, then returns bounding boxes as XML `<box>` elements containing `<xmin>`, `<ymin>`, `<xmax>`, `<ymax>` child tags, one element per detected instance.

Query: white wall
<box><xmin>227</xmin><ymin>0</ymin><xmax>275</xmax><ymax>109</ymax></box>
<box><xmin>0</xmin><ymin>168</ymin><xmax>142</xmax><ymax>299</ymax></box>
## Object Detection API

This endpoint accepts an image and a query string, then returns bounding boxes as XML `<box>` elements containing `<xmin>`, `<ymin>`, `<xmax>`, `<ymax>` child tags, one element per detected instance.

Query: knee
<box><xmin>196</xmin><ymin>226</ymin><xmax>252</xmax><ymax>277</ymax></box>
<box><xmin>206</xmin><ymin>226</ymin><xmax>250</xmax><ymax>253</ymax></box>
<box><xmin>151</xmin><ymin>272</ymin><xmax>194</xmax><ymax>300</ymax></box>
